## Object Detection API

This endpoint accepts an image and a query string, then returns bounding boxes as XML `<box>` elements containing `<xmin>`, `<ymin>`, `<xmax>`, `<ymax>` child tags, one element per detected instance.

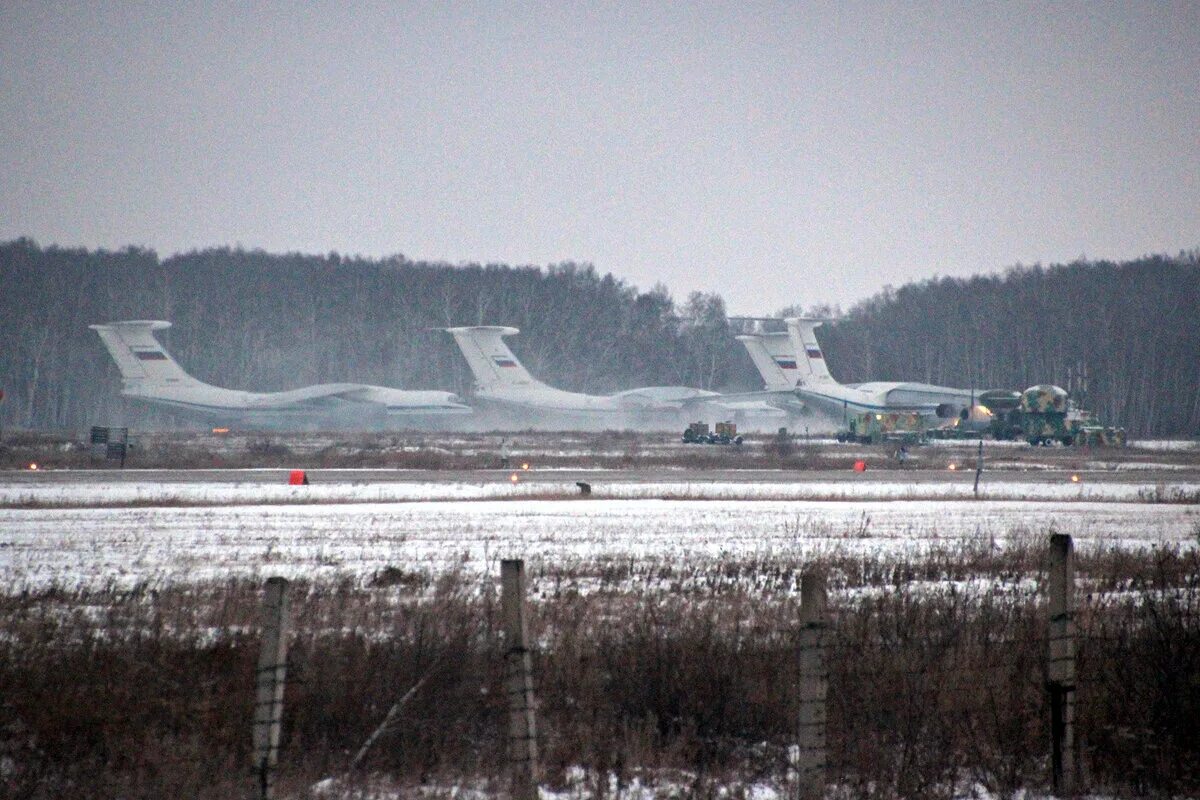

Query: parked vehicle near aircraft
<box><xmin>836</xmin><ymin>410</ymin><xmax>925</xmax><ymax>445</ymax></box>
<box><xmin>1005</xmin><ymin>385</ymin><xmax>1126</xmax><ymax>446</ymax></box>
<box><xmin>91</xmin><ymin>320</ymin><xmax>471</xmax><ymax>427</ymax></box>
<box><xmin>682</xmin><ymin>420</ymin><xmax>744</xmax><ymax>445</ymax></box>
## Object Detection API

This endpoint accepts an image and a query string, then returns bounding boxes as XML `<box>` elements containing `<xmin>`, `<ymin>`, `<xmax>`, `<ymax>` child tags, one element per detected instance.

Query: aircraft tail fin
<box><xmin>89</xmin><ymin>320</ymin><xmax>201</xmax><ymax>389</ymax></box>
<box><xmin>784</xmin><ymin>318</ymin><xmax>835</xmax><ymax>384</ymax></box>
<box><xmin>443</xmin><ymin>326</ymin><xmax>538</xmax><ymax>390</ymax></box>
<box><xmin>736</xmin><ymin>332</ymin><xmax>799</xmax><ymax>391</ymax></box>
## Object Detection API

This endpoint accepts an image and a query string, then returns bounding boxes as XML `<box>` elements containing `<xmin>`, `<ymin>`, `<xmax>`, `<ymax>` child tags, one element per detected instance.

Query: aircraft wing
<box><xmin>702</xmin><ymin>400</ymin><xmax>790</xmax><ymax>417</ymax></box>
<box><xmin>880</xmin><ymin>382</ymin><xmax>976</xmax><ymax>408</ymax></box>
<box><xmin>247</xmin><ymin>383</ymin><xmax>390</xmax><ymax>410</ymax></box>
<box><xmin>250</xmin><ymin>384</ymin><xmax>471</xmax><ymax>414</ymax></box>
<box><xmin>678</xmin><ymin>389</ymin><xmax>805</xmax><ymax>409</ymax></box>
<box><xmin>611</xmin><ymin>386</ymin><xmax>720</xmax><ymax>409</ymax></box>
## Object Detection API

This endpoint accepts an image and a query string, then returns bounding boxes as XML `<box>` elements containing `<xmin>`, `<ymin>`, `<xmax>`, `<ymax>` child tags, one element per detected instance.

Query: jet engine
<box><xmin>935</xmin><ymin>403</ymin><xmax>961</xmax><ymax>419</ymax></box>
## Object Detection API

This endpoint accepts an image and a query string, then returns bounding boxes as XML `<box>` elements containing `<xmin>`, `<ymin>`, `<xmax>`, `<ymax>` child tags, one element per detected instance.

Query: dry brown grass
<box><xmin>0</xmin><ymin>544</ymin><xmax>1197</xmax><ymax>798</ymax></box>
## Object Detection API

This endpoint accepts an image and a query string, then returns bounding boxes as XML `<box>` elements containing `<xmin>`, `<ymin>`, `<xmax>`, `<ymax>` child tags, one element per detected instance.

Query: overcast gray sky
<box><xmin>2</xmin><ymin>2</ymin><xmax>1197</xmax><ymax>313</ymax></box>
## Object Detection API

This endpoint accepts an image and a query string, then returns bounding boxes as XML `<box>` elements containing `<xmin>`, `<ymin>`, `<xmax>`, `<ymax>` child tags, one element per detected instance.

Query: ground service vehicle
<box><xmin>682</xmin><ymin>421</ymin><xmax>744</xmax><ymax>445</ymax></box>
<box><xmin>997</xmin><ymin>385</ymin><xmax>1125</xmax><ymax>446</ymax></box>
<box><xmin>836</xmin><ymin>411</ymin><xmax>924</xmax><ymax>445</ymax></box>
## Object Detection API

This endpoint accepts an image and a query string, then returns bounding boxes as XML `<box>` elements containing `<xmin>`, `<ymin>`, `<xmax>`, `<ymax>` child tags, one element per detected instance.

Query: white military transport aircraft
<box><xmin>443</xmin><ymin>325</ymin><xmax>783</xmax><ymax>429</ymax></box>
<box><xmin>738</xmin><ymin>318</ymin><xmax>978</xmax><ymax>426</ymax></box>
<box><xmin>91</xmin><ymin>320</ymin><xmax>471</xmax><ymax>427</ymax></box>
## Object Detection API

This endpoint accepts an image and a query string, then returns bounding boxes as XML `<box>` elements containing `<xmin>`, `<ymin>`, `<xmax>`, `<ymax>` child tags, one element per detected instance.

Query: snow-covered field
<box><xmin>4</xmin><ymin>463</ymin><xmax>1196</xmax><ymax>800</ymax></box>
<box><xmin>5</xmin><ymin>477</ymin><xmax>1199</xmax><ymax>508</ymax></box>
<box><xmin>3</xmin><ymin>492</ymin><xmax>1196</xmax><ymax>590</ymax></box>
<box><xmin>1128</xmin><ymin>439</ymin><xmax>1200</xmax><ymax>451</ymax></box>
<box><xmin>310</xmin><ymin>769</ymin><xmax>1082</xmax><ymax>800</ymax></box>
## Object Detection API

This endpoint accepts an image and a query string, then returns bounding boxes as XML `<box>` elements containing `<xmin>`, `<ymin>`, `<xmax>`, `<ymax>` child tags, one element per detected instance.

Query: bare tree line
<box><xmin>2</xmin><ymin>238</ymin><xmax>1197</xmax><ymax>436</ymax></box>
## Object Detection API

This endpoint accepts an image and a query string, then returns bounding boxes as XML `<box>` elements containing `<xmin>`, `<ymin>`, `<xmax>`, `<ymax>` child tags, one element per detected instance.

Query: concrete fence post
<box><xmin>796</xmin><ymin>570</ymin><xmax>829</xmax><ymax>800</ymax></box>
<box><xmin>501</xmin><ymin>559</ymin><xmax>539</xmax><ymax>800</ymax></box>
<box><xmin>1048</xmin><ymin>534</ymin><xmax>1077</xmax><ymax>795</ymax></box>
<box><xmin>252</xmin><ymin>577</ymin><xmax>290</xmax><ymax>800</ymax></box>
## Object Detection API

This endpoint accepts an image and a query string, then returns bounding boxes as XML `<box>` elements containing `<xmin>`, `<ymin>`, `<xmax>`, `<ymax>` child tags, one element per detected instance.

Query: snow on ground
<box><xmin>4</xmin><ymin>478</ymin><xmax>1199</xmax><ymax>508</ymax></box>
<box><xmin>2</xmin><ymin>496</ymin><xmax>1195</xmax><ymax>590</ymax></box>
<box><xmin>309</xmin><ymin>769</ymin><xmax>1143</xmax><ymax>800</ymax></box>
<box><xmin>1082</xmin><ymin>460</ymin><xmax>1196</xmax><ymax>471</ymax></box>
<box><xmin>924</xmin><ymin>439</ymin><xmax>1028</xmax><ymax>448</ymax></box>
<box><xmin>1128</xmin><ymin>439</ymin><xmax>1200</xmax><ymax>451</ymax></box>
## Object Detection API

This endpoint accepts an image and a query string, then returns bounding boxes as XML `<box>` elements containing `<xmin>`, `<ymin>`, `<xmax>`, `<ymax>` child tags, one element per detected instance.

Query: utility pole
<box><xmin>973</xmin><ymin>440</ymin><xmax>984</xmax><ymax>497</ymax></box>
